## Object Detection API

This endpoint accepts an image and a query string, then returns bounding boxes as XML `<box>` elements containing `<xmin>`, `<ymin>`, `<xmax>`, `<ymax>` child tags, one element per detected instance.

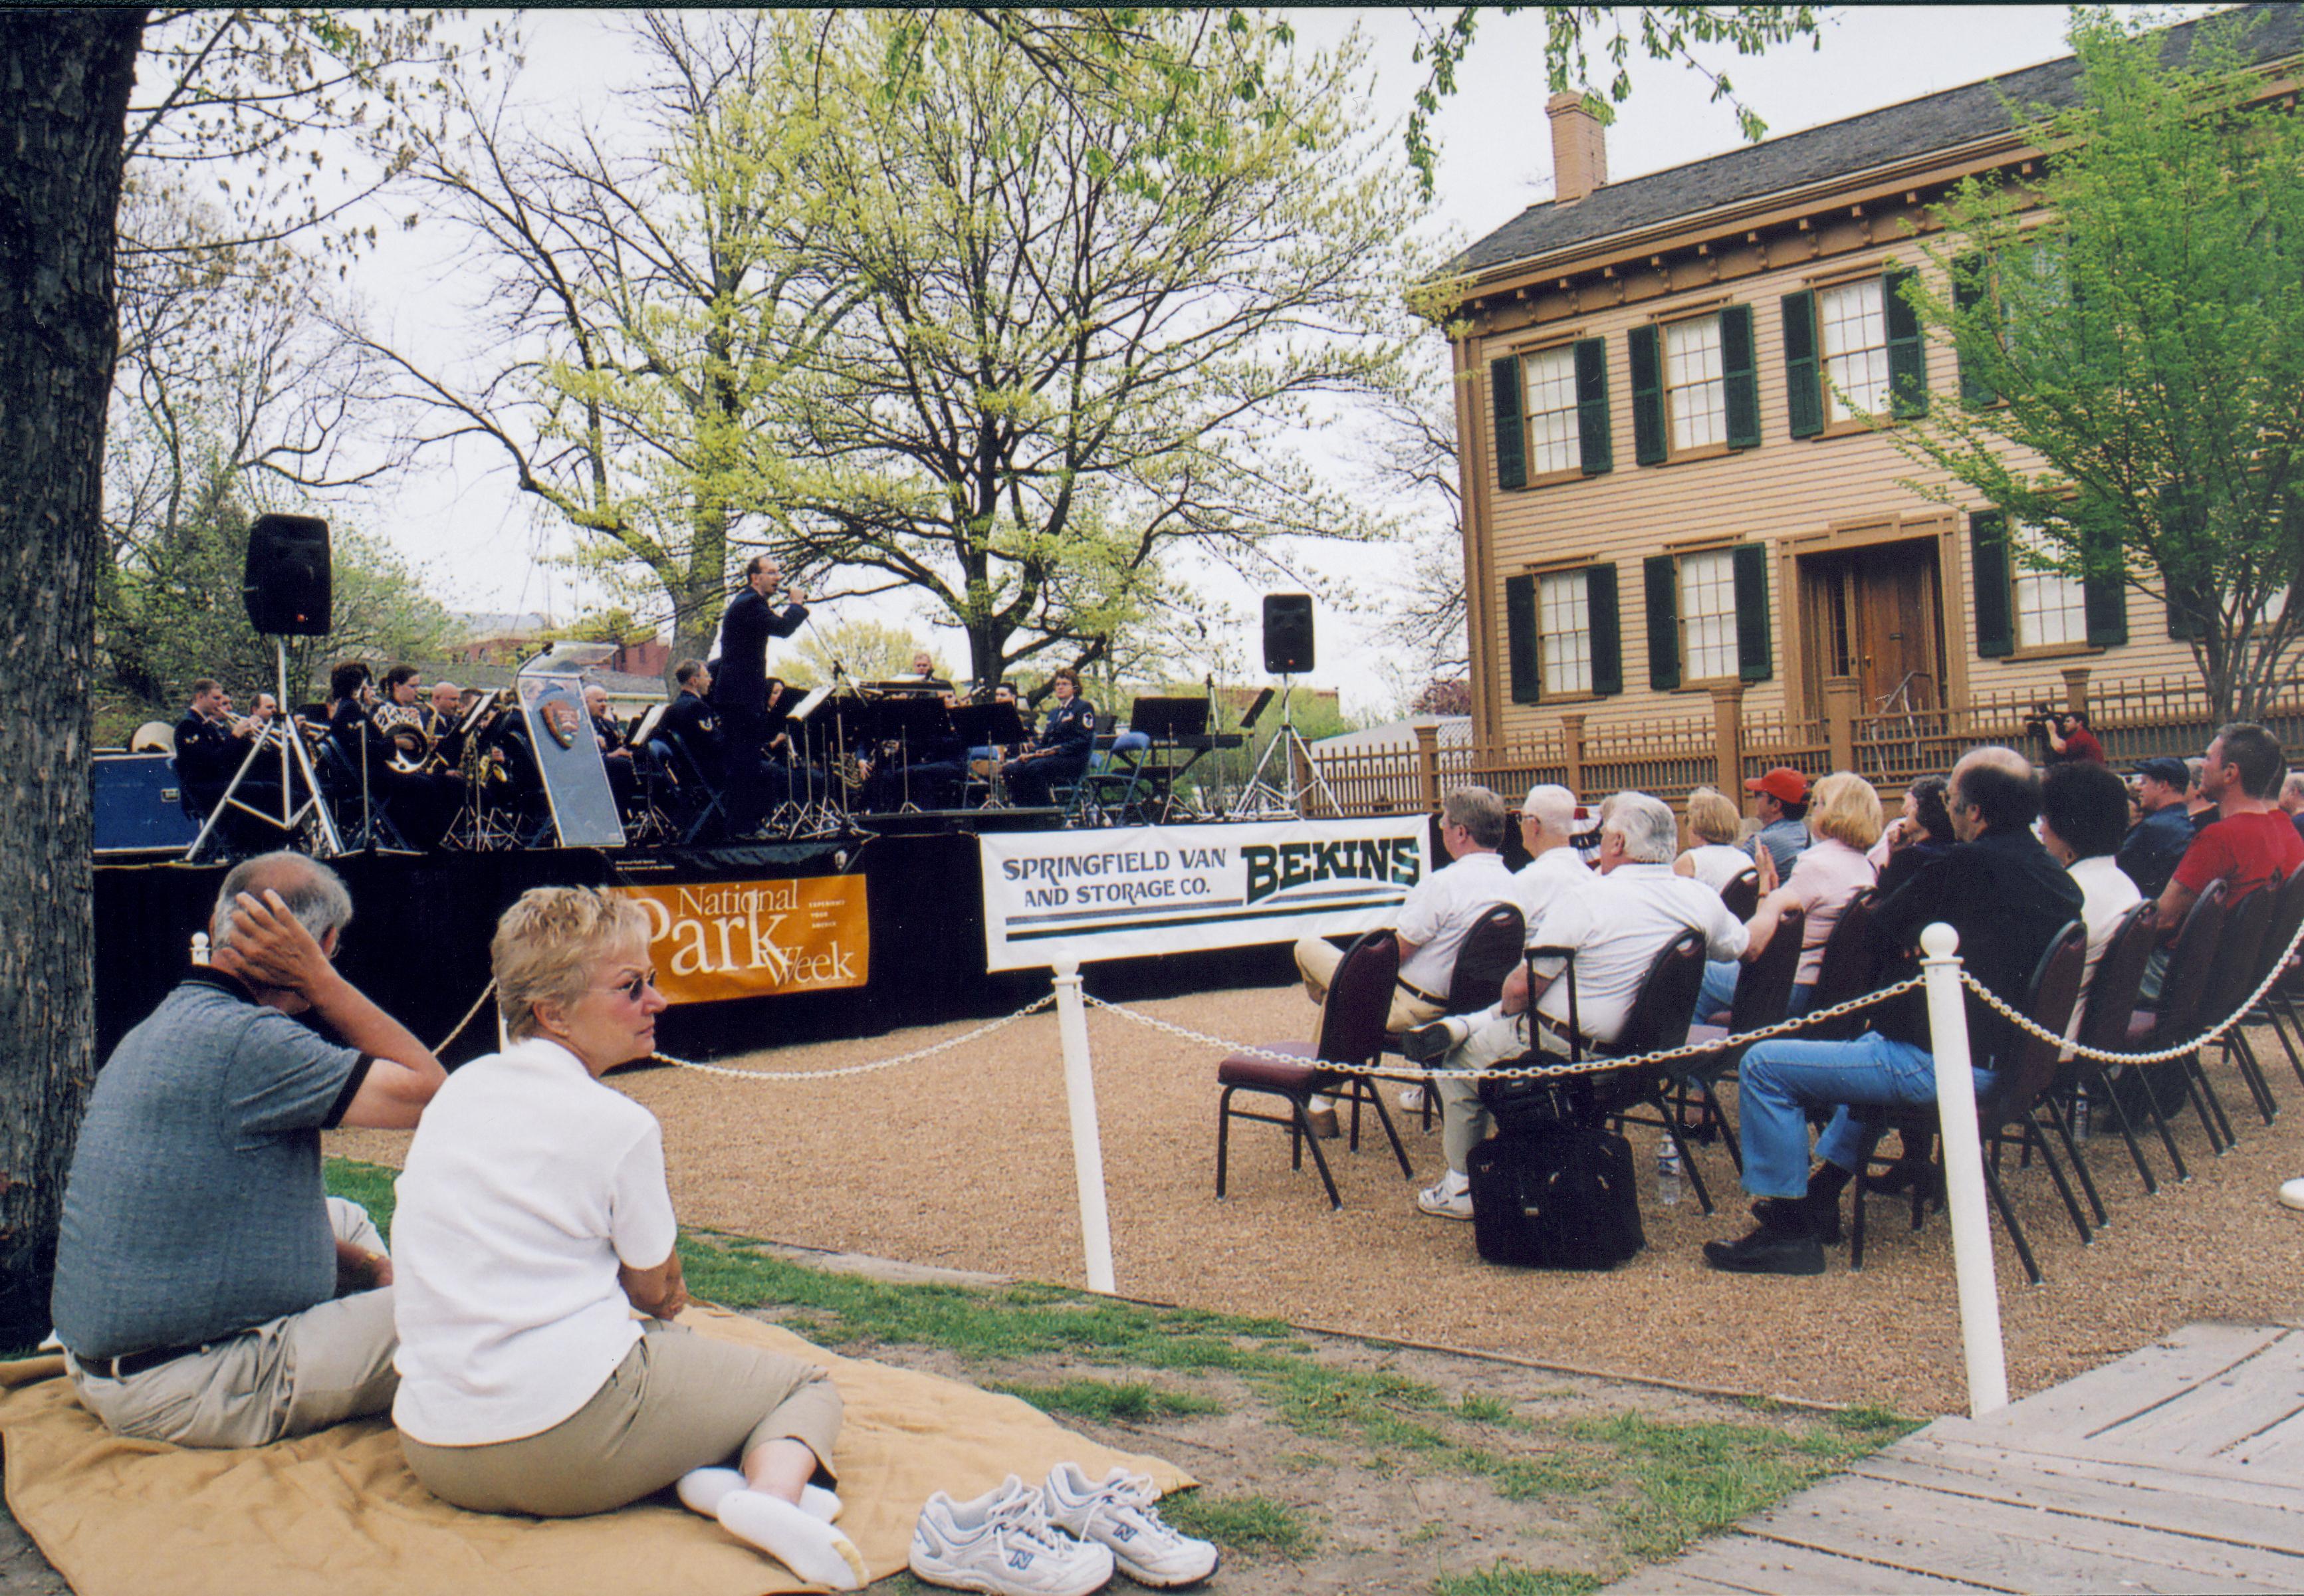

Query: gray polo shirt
<box><xmin>51</xmin><ymin>970</ymin><xmax>370</xmax><ymax>1360</ymax></box>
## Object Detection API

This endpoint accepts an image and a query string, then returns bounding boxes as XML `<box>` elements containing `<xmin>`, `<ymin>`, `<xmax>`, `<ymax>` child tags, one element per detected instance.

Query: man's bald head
<box><xmin>1950</xmin><ymin>745</ymin><xmax>2039</xmax><ymax>838</ymax></box>
<box><xmin>209</xmin><ymin>852</ymin><xmax>352</xmax><ymax>953</ymax></box>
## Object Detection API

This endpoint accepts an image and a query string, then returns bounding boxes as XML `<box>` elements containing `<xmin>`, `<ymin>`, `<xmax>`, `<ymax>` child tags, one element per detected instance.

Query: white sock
<box><xmin>802</xmin><ymin>1483</ymin><xmax>844</xmax><ymax>1523</ymax></box>
<box><xmin>717</xmin><ymin>1488</ymin><xmax>867</xmax><ymax>1590</ymax></box>
<box><xmin>677</xmin><ymin>1467</ymin><xmax>747</xmax><ymax>1517</ymax></box>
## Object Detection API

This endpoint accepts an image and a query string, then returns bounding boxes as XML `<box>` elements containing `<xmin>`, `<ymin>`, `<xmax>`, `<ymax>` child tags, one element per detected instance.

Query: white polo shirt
<box><xmin>1511</xmin><ymin>846</ymin><xmax>1592</xmax><ymax>936</ymax></box>
<box><xmin>1528</xmin><ymin>863</ymin><xmax>1750</xmax><ymax>1044</ymax></box>
<box><xmin>1395</xmin><ymin>849</ymin><xmax>1516</xmax><ymax>996</ymax></box>
<box><xmin>2066</xmin><ymin>852</ymin><xmax>2144</xmax><ymax>1040</ymax></box>
<box><xmin>390</xmin><ymin>1037</ymin><xmax>679</xmax><ymax>1447</ymax></box>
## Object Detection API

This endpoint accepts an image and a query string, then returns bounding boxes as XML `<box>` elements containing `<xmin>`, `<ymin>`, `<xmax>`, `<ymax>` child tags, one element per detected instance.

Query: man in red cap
<box><xmin>1742</xmin><ymin>766</ymin><xmax>1811</xmax><ymax>881</ymax></box>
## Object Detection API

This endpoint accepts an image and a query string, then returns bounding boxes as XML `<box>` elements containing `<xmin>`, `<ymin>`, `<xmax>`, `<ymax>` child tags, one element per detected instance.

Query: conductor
<box><xmin>712</xmin><ymin>555</ymin><xmax>808</xmax><ymax>746</ymax></box>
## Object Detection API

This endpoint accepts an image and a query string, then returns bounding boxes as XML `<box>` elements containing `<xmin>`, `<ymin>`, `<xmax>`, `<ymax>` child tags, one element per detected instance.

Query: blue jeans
<box><xmin>1696</xmin><ymin>960</ymin><xmax>1739</xmax><ymax>1024</ymax></box>
<box><xmin>1734</xmin><ymin>1032</ymin><xmax>1996</xmax><ymax>1198</ymax></box>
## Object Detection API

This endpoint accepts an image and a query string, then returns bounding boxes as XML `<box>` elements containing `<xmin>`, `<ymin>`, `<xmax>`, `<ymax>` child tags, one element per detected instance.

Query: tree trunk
<box><xmin>0</xmin><ymin>11</ymin><xmax>146</xmax><ymax>1340</ymax></box>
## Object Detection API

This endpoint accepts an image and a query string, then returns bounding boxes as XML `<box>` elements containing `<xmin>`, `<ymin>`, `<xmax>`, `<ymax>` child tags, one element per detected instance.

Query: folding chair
<box><xmin>2126</xmin><ymin>879</ymin><xmax>2236</xmax><ymax>1155</ymax></box>
<box><xmin>1394</xmin><ymin>902</ymin><xmax>1526</xmax><ymax>1131</ymax></box>
<box><xmin>1678</xmin><ymin>904</ymin><xmax>1807</xmax><ymax>1175</ymax></box>
<box><xmin>2062</xmin><ymin>902</ymin><xmax>2172</xmax><ymax>1193</ymax></box>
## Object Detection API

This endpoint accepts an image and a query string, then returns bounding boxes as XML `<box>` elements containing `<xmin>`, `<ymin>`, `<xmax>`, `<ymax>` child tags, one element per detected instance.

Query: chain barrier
<box><xmin>1961</xmin><ymin>903</ymin><xmax>2304</xmax><ymax>1066</ymax></box>
<box><xmin>655</xmin><ymin>993</ymin><xmax>1059</xmax><ymax>1082</ymax></box>
<box><xmin>431</xmin><ymin>979</ymin><xmax>500</xmax><ymax>1056</ymax></box>
<box><xmin>1083</xmin><ymin>976</ymin><xmax>1924</xmax><ymax>1082</ymax></box>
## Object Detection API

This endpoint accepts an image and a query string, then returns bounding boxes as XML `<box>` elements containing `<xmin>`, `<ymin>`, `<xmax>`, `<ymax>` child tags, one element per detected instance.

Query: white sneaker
<box><xmin>1042</xmin><ymin>1464</ymin><xmax>1218</xmax><ymax>1589</ymax></box>
<box><xmin>1417</xmin><ymin>1176</ymin><xmax>1472</xmax><ymax>1220</ymax></box>
<box><xmin>2280</xmin><ymin>1178</ymin><xmax>2304</xmax><ymax>1212</ymax></box>
<box><xmin>911</xmin><ymin>1475</ymin><xmax>1114</xmax><ymax>1596</ymax></box>
<box><xmin>1397</xmin><ymin>1085</ymin><xmax>1426</xmax><ymax>1112</ymax></box>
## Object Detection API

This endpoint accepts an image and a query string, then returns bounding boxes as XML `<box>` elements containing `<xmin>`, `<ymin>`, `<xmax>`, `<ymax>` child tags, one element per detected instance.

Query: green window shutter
<box><xmin>1574</xmin><ymin>337</ymin><xmax>1613</xmax><ymax>475</ymax></box>
<box><xmin>1952</xmin><ymin>253</ymin><xmax>1998</xmax><ymax>408</ymax></box>
<box><xmin>1970</xmin><ymin>510</ymin><xmax>2014</xmax><ymax>658</ymax></box>
<box><xmin>1644</xmin><ymin>554</ymin><xmax>1680</xmax><ymax>691</ymax></box>
<box><xmin>1732</xmin><ymin>541</ymin><xmax>1774</xmax><ymax>681</ymax></box>
<box><xmin>1627</xmin><ymin>324</ymin><xmax>1666</xmax><ymax>465</ymax></box>
<box><xmin>1885</xmin><ymin>267</ymin><xmax>1928</xmax><ymax>419</ymax></box>
<box><xmin>2081</xmin><ymin>522</ymin><xmax>2128</xmax><ymax>648</ymax></box>
<box><xmin>1781</xmin><ymin>290</ymin><xmax>1822</xmax><ymax>437</ymax></box>
<box><xmin>1490</xmin><ymin>356</ymin><xmax>1526</xmax><ymax>491</ymax></box>
<box><xmin>1505</xmin><ymin>573</ymin><xmax>1541</xmax><ymax>703</ymax></box>
<box><xmin>1587</xmin><ymin>563</ymin><xmax>1622</xmax><ymax>697</ymax></box>
<box><xmin>1721</xmin><ymin>304</ymin><xmax>1760</xmax><ymax>449</ymax></box>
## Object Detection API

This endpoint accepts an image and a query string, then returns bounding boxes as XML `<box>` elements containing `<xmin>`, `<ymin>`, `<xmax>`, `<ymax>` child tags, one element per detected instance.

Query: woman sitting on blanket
<box><xmin>390</xmin><ymin>887</ymin><xmax>865</xmax><ymax>1590</ymax></box>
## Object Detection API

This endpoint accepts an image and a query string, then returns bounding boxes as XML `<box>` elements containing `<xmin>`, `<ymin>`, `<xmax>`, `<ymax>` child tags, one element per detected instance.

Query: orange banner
<box><xmin>611</xmin><ymin>877</ymin><xmax>869</xmax><ymax>1004</ymax></box>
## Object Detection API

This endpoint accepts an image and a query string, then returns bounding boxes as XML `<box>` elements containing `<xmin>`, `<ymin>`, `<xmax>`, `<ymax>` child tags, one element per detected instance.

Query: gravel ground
<box><xmin>331</xmin><ymin>975</ymin><xmax>2304</xmax><ymax>1416</ymax></box>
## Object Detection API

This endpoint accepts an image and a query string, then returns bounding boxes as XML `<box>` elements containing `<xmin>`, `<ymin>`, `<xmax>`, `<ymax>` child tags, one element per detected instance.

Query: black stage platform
<box><xmin>94</xmin><ymin>821</ymin><xmax>1300</xmax><ymax>1066</ymax></box>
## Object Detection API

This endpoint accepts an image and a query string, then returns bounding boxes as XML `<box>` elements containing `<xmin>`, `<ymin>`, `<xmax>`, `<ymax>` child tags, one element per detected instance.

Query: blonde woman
<box><xmin>390</xmin><ymin>889</ymin><xmax>863</xmax><ymax>1589</ymax></box>
<box><xmin>1696</xmin><ymin>772</ymin><xmax>1883</xmax><ymax>1021</ymax></box>
<box><xmin>1674</xmin><ymin>787</ymin><xmax>1751</xmax><ymax>891</ymax></box>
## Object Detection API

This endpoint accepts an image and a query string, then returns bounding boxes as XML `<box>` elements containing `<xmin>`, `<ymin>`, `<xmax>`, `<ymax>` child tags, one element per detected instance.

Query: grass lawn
<box><xmin>329</xmin><ymin>1157</ymin><xmax>1918</xmax><ymax>1593</ymax></box>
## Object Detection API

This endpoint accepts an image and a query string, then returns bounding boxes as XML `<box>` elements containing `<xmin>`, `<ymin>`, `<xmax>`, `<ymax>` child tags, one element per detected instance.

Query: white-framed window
<box><xmin>1678</xmin><ymin>548</ymin><xmax>1738</xmax><ymax>681</ymax></box>
<box><xmin>1664</xmin><ymin>314</ymin><xmax>1727</xmax><ymax>452</ymax></box>
<box><xmin>2012</xmin><ymin>522</ymin><xmax>2088</xmax><ymax>649</ymax></box>
<box><xmin>1520</xmin><ymin>345</ymin><xmax>1580</xmax><ymax>477</ymax></box>
<box><xmin>1819</xmin><ymin>279</ymin><xmax>1891</xmax><ymax>421</ymax></box>
<box><xmin>1540</xmin><ymin>569</ymin><xmax>1592</xmax><ymax>695</ymax></box>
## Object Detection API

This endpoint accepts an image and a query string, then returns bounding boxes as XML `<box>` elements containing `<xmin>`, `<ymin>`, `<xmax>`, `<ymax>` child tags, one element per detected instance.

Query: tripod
<box><xmin>183</xmin><ymin>638</ymin><xmax>344</xmax><ymax>862</ymax></box>
<box><xmin>1228</xmin><ymin>676</ymin><xmax>1337</xmax><ymax>819</ymax></box>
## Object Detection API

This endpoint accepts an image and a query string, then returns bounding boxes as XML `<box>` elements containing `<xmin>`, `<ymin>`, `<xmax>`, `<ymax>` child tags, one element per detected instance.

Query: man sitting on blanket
<box><xmin>1402</xmin><ymin>792</ymin><xmax>1748</xmax><ymax>1220</ymax></box>
<box><xmin>49</xmin><ymin>852</ymin><xmax>446</xmax><ymax>1448</ymax></box>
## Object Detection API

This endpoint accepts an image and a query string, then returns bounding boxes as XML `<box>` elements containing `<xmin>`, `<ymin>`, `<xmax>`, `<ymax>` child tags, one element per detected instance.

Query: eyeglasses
<box><xmin>595</xmin><ymin>970</ymin><xmax>659</xmax><ymax>1002</ymax></box>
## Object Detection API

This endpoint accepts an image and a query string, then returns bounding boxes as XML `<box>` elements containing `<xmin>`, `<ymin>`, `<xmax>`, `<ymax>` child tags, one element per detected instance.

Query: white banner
<box><xmin>979</xmin><ymin>817</ymin><xmax>1431</xmax><ymax>972</ymax></box>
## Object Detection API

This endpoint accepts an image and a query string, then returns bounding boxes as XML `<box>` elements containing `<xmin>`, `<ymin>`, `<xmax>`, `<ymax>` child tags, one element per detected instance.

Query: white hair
<box><xmin>1602</xmin><ymin>792</ymin><xmax>1680</xmax><ymax>864</ymax></box>
<box><xmin>1520</xmin><ymin>784</ymin><xmax>1577</xmax><ymax>840</ymax></box>
<box><xmin>209</xmin><ymin>852</ymin><xmax>352</xmax><ymax>953</ymax></box>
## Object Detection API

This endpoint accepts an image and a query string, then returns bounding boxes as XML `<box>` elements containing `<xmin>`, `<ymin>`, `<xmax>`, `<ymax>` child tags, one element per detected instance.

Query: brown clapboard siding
<box><xmin>1457</xmin><ymin>234</ymin><xmax>2201</xmax><ymax>749</ymax></box>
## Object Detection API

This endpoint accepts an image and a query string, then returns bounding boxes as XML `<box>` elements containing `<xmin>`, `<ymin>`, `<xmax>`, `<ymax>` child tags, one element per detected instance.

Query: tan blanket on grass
<box><xmin>0</xmin><ymin>1305</ymin><xmax>1193</xmax><ymax>1596</ymax></box>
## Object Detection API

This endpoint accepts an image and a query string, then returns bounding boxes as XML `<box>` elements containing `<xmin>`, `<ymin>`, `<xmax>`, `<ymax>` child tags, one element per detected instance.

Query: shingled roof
<box><xmin>1454</xmin><ymin>3</ymin><xmax>2302</xmax><ymax>278</ymax></box>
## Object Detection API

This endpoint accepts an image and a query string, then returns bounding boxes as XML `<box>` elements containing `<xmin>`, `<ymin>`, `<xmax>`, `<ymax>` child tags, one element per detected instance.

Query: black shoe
<box><xmin>1703</xmin><ymin>1226</ymin><xmax>1827</xmax><ymax>1276</ymax></box>
<box><xmin>1859</xmin><ymin>1159</ymin><xmax>1933</xmax><ymax>1197</ymax></box>
<box><xmin>1748</xmin><ymin>1195</ymin><xmax>1843</xmax><ymax>1245</ymax></box>
<box><xmin>1403</xmin><ymin>1017</ymin><xmax>1469</xmax><ymax>1065</ymax></box>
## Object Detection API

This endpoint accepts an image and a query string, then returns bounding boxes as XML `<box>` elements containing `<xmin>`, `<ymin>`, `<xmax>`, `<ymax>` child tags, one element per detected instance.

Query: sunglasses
<box><xmin>596</xmin><ymin>969</ymin><xmax>660</xmax><ymax>1002</ymax></box>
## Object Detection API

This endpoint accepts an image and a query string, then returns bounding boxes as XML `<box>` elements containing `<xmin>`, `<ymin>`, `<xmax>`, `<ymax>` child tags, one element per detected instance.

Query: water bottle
<box><xmin>1656</xmin><ymin>1145</ymin><xmax>1684</xmax><ymax>1208</ymax></box>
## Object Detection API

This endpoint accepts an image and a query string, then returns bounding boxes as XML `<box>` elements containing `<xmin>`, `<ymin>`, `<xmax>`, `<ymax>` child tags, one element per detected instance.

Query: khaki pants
<box><xmin>1294</xmin><ymin>936</ymin><xmax>1446</xmax><ymax>1037</ymax></box>
<box><xmin>66</xmin><ymin>1197</ymin><xmax>397</xmax><ymax>1450</ymax></box>
<box><xmin>1435</xmin><ymin>1007</ymin><xmax>1575</xmax><ymax>1174</ymax></box>
<box><xmin>400</xmin><ymin>1319</ymin><xmax>843</xmax><ymax>1518</ymax></box>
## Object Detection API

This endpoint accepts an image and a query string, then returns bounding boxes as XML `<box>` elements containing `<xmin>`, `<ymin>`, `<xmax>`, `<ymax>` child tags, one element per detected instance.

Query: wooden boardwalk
<box><xmin>1607</xmin><ymin>1320</ymin><xmax>2304</xmax><ymax>1593</ymax></box>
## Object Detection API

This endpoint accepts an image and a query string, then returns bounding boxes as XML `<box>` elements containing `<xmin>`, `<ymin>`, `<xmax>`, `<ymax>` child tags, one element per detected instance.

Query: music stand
<box><xmin>1128</xmin><ymin>696</ymin><xmax>1210</xmax><ymax>741</ymax></box>
<box><xmin>865</xmin><ymin>695</ymin><xmax>953</xmax><ymax>812</ymax></box>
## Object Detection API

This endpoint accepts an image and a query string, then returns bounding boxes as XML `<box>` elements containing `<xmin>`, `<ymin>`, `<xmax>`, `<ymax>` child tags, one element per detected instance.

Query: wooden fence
<box><xmin>1310</xmin><ymin>665</ymin><xmax>2298</xmax><ymax>819</ymax></box>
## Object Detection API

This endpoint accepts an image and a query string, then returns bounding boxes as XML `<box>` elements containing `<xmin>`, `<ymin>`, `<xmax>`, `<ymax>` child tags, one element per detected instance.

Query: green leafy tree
<box><xmin>1894</xmin><ymin>9</ymin><xmax>2304</xmax><ymax>719</ymax></box>
<box><xmin>752</xmin><ymin>11</ymin><xmax>1421</xmax><ymax>692</ymax></box>
<box><xmin>786</xmin><ymin>620</ymin><xmax>947</xmax><ymax>689</ymax></box>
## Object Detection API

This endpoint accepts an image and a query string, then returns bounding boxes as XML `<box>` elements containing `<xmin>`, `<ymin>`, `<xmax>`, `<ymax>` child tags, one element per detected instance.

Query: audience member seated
<box><xmin>2184</xmin><ymin>755</ymin><xmax>2214</xmax><ymax>831</ymax></box>
<box><xmin>1702</xmin><ymin>747</ymin><xmax>2081</xmax><ymax>1276</ymax></box>
<box><xmin>1674</xmin><ymin>786</ymin><xmax>1751</xmax><ymax>891</ymax></box>
<box><xmin>1741</xmin><ymin>767</ymin><xmax>1813</xmax><ymax>879</ymax></box>
<box><xmin>1403</xmin><ymin>793</ymin><xmax>1748</xmax><ymax>1220</ymax></box>
<box><xmin>390</xmin><ymin>889</ymin><xmax>864</xmax><ymax>1589</ymax></box>
<box><xmin>2142</xmin><ymin>721</ymin><xmax>2304</xmax><ymax>1000</ymax></box>
<box><xmin>2281</xmin><ymin>770</ymin><xmax>2304</xmax><ymax>846</ymax></box>
<box><xmin>2038</xmin><ymin>759</ymin><xmax>2143</xmax><ymax>1043</ymax></box>
<box><xmin>49</xmin><ymin>854</ymin><xmax>445</xmax><ymax>1446</ymax></box>
<box><xmin>1696</xmin><ymin>772</ymin><xmax>1882</xmax><ymax>1022</ymax></box>
<box><xmin>1001</xmin><ymin>667</ymin><xmax>1095</xmax><ymax>808</ymax></box>
<box><xmin>2117</xmin><ymin>756</ymin><xmax>2194</xmax><ymax>901</ymax></box>
<box><xmin>1869</xmin><ymin>773</ymin><xmax>1955</xmax><ymax>896</ymax></box>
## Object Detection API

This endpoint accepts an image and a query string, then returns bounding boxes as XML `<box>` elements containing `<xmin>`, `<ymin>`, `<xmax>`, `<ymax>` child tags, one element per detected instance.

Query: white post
<box><xmin>190</xmin><ymin>931</ymin><xmax>210</xmax><ymax>967</ymax></box>
<box><xmin>1049</xmin><ymin>957</ymin><xmax>1117</xmax><ymax>1294</ymax></box>
<box><xmin>1919</xmin><ymin>921</ymin><xmax>2010</xmax><ymax>1418</ymax></box>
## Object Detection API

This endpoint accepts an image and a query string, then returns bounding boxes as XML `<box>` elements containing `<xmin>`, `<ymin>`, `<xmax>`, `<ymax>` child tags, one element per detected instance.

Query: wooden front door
<box><xmin>1799</xmin><ymin>539</ymin><xmax>1946</xmax><ymax>715</ymax></box>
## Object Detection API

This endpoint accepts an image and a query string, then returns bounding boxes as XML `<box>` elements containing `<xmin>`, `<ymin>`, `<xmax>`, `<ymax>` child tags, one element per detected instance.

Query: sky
<box><xmin>332</xmin><ymin>5</ymin><xmax>2131</xmax><ymax>719</ymax></box>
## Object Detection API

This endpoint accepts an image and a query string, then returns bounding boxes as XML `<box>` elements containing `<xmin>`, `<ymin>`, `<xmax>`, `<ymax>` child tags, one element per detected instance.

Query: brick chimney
<box><xmin>1547</xmin><ymin>90</ymin><xmax>1607</xmax><ymax>205</ymax></box>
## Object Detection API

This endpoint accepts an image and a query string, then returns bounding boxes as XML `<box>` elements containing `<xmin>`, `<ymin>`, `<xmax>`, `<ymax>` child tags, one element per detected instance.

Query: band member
<box><xmin>860</xmin><ymin>688</ymin><xmax>969</xmax><ymax>812</ymax></box>
<box><xmin>712</xmin><ymin>556</ymin><xmax>809</xmax><ymax>759</ymax></box>
<box><xmin>584</xmin><ymin>682</ymin><xmax>650</xmax><ymax>812</ymax></box>
<box><xmin>1002</xmin><ymin>667</ymin><xmax>1095</xmax><ymax>808</ymax></box>
<box><xmin>326</xmin><ymin>661</ymin><xmax>460</xmax><ymax>848</ymax></box>
<box><xmin>372</xmin><ymin>665</ymin><xmax>426</xmax><ymax>732</ymax></box>
<box><xmin>175</xmin><ymin>677</ymin><xmax>285</xmax><ymax>820</ymax></box>
<box><xmin>249</xmin><ymin>692</ymin><xmax>279</xmax><ymax>727</ymax></box>
<box><xmin>421</xmin><ymin>681</ymin><xmax>467</xmax><ymax>768</ymax></box>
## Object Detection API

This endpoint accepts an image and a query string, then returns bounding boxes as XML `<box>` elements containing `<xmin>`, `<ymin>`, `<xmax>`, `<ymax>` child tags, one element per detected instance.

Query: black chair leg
<box><xmin>2026</xmin><ymin>1117</ymin><xmax>2095</xmax><ymax>1244</ymax></box>
<box><xmin>2094</xmin><ymin>1076</ymin><xmax>2160</xmax><ymax>1195</ymax></box>
<box><xmin>2135</xmin><ymin>1070</ymin><xmax>2193</xmax><ymax>1182</ymax></box>
<box><xmin>1296</xmin><ymin>1101</ymin><xmax>1343</xmax><ymax>1210</ymax></box>
<box><xmin>2043</xmin><ymin>1101</ymin><xmax>2109</xmax><ymax>1230</ymax></box>
<box><xmin>2227</xmin><ymin>1033</ymin><xmax>2279</xmax><ymax>1125</ymax></box>
<box><xmin>2269</xmin><ymin>989</ymin><xmax>2304</xmax><ymax>1087</ymax></box>
<box><xmin>1980</xmin><ymin>1157</ymin><xmax>2045</xmax><ymax>1286</ymax></box>
<box><xmin>1657</xmin><ymin>1095</ymin><xmax>1714</xmax><ymax>1216</ymax></box>
<box><xmin>1849</xmin><ymin>1171</ymin><xmax>1869</xmax><ymax>1271</ymax></box>
<box><xmin>1363</xmin><ymin>1085</ymin><xmax>1415</xmax><ymax>1180</ymax></box>
<box><xmin>1215</xmin><ymin>1087</ymin><xmax>1235</xmax><ymax>1198</ymax></box>
<box><xmin>1699</xmin><ymin>1080</ymin><xmax>1744</xmax><ymax>1174</ymax></box>
<box><xmin>2183</xmin><ymin>1052</ymin><xmax>2236</xmax><ymax>1151</ymax></box>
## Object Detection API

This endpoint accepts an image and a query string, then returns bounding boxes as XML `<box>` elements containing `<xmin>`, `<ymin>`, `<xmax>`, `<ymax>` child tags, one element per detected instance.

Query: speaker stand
<box><xmin>1228</xmin><ymin>677</ymin><xmax>1338</xmax><ymax>820</ymax></box>
<box><xmin>185</xmin><ymin>638</ymin><xmax>345</xmax><ymax>863</ymax></box>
